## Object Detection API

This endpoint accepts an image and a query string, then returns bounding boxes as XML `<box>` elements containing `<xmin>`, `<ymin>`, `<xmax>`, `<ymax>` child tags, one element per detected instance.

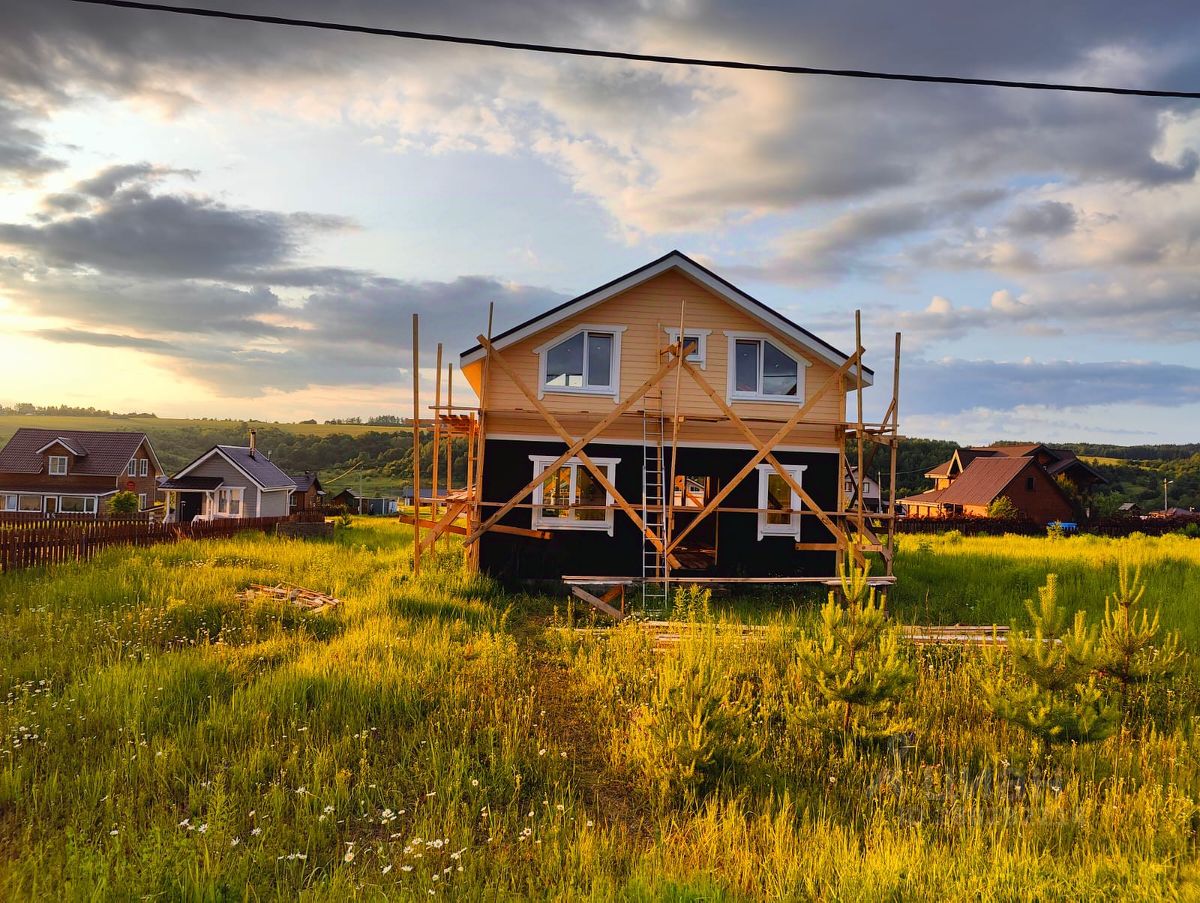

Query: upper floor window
<box><xmin>728</xmin><ymin>334</ymin><xmax>809</xmax><ymax>403</ymax></box>
<box><xmin>664</xmin><ymin>328</ymin><xmax>710</xmax><ymax>368</ymax></box>
<box><xmin>535</xmin><ymin>326</ymin><xmax>624</xmax><ymax>399</ymax></box>
<box><xmin>48</xmin><ymin>456</ymin><xmax>68</xmax><ymax>476</ymax></box>
<box><xmin>127</xmin><ymin>459</ymin><xmax>137</xmax><ymax>477</ymax></box>
<box><xmin>139</xmin><ymin>458</ymin><xmax>149</xmax><ymax>477</ymax></box>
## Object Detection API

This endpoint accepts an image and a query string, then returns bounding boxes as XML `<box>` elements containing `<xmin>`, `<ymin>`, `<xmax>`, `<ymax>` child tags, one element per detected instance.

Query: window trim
<box><xmin>18</xmin><ymin>494</ymin><xmax>44</xmax><ymax>513</ymax></box>
<box><xmin>57</xmin><ymin>495</ymin><xmax>97</xmax><ymax>514</ymax></box>
<box><xmin>529</xmin><ymin>455</ymin><xmax>620</xmax><ymax>534</ymax></box>
<box><xmin>663</xmin><ymin>328</ymin><xmax>711</xmax><ymax>369</ymax></box>
<box><xmin>0</xmin><ymin>494</ymin><xmax>16</xmax><ymax>512</ymax></box>
<box><xmin>48</xmin><ymin>455</ymin><xmax>68</xmax><ymax>476</ymax></box>
<box><xmin>724</xmin><ymin>332</ymin><xmax>810</xmax><ymax>404</ymax></box>
<box><xmin>756</xmin><ymin>463</ymin><xmax>807</xmax><ymax>541</ymax></box>
<box><xmin>139</xmin><ymin>458</ymin><xmax>149</xmax><ymax>477</ymax></box>
<box><xmin>212</xmin><ymin>486</ymin><xmax>245</xmax><ymax>517</ymax></box>
<box><xmin>127</xmin><ymin>459</ymin><xmax>137</xmax><ymax>477</ymax></box>
<box><xmin>533</xmin><ymin>325</ymin><xmax>625</xmax><ymax>400</ymax></box>
<box><xmin>138</xmin><ymin>493</ymin><xmax>148</xmax><ymax>510</ymax></box>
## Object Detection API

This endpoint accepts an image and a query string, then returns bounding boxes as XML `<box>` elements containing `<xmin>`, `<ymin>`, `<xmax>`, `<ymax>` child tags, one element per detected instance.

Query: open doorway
<box><xmin>669</xmin><ymin>475</ymin><xmax>717</xmax><ymax>570</ymax></box>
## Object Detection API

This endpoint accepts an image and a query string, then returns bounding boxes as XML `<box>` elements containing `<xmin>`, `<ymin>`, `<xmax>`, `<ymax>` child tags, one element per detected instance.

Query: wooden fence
<box><xmin>896</xmin><ymin>515</ymin><xmax>1200</xmax><ymax>538</ymax></box>
<box><xmin>0</xmin><ymin>512</ymin><xmax>327</xmax><ymax>573</ymax></box>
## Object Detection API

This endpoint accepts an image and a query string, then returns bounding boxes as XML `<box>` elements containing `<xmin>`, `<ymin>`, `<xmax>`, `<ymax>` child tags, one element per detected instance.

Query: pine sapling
<box><xmin>1097</xmin><ymin>550</ymin><xmax>1183</xmax><ymax>712</ymax></box>
<box><xmin>794</xmin><ymin>561</ymin><xmax>914</xmax><ymax>741</ymax></box>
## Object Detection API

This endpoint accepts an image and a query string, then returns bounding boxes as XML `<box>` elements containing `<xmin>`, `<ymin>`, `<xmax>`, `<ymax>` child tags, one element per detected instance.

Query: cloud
<box><xmin>29</xmin><ymin>327</ymin><xmax>177</xmax><ymax>351</ymax></box>
<box><xmin>1004</xmin><ymin>200</ymin><xmax>1078</xmax><ymax>236</ymax></box>
<box><xmin>0</xmin><ymin>166</ymin><xmax>351</xmax><ymax>279</ymax></box>
<box><xmin>0</xmin><ymin>102</ymin><xmax>62</xmax><ymax>180</ymax></box>
<box><xmin>905</xmin><ymin>357</ymin><xmax>1200</xmax><ymax>415</ymax></box>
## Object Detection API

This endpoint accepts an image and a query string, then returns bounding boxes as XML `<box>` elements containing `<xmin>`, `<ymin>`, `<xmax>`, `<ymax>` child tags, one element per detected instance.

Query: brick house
<box><xmin>0</xmin><ymin>428</ymin><xmax>162</xmax><ymax>517</ymax></box>
<box><xmin>289</xmin><ymin>472</ymin><xmax>325</xmax><ymax>512</ymax></box>
<box><xmin>902</xmin><ymin>443</ymin><xmax>1087</xmax><ymax>522</ymax></box>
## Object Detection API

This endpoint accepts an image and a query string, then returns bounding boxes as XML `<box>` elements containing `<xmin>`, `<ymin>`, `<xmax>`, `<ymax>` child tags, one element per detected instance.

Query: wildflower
<box><xmin>323</xmin><ymin>805</ymin><xmax>335</xmax><ymax>814</ymax></box>
<box><xmin>109</xmin><ymin>829</ymin><xmax>119</xmax><ymax>836</ymax></box>
<box><xmin>231</xmin><ymin>837</ymin><xmax>240</xmax><ymax>847</ymax></box>
<box><xmin>197</xmin><ymin>823</ymin><xmax>208</xmax><ymax>834</ymax></box>
<box><xmin>538</xmin><ymin>749</ymin><xmax>546</xmax><ymax>757</ymax></box>
<box><xmin>382</xmin><ymin>865</ymin><xmax>393</xmax><ymax>875</ymax></box>
<box><xmin>470</xmin><ymin>779</ymin><xmax>479</xmax><ymax>787</ymax></box>
<box><xmin>251</xmin><ymin>828</ymin><xmax>262</xmax><ymax>836</ymax></box>
<box><xmin>401</xmin><ymin>865</ymin><xmax>413</xmax><ymax>873</ymax></box>
<box><xmin>178</xmin><ymin>818</ymin><xmax>190</xmax><ymax>828</ymax></box>
<box><xmin>343</xmin><ymin>850</ymin><xmax>355</xmax><ymax>863</ymax></box>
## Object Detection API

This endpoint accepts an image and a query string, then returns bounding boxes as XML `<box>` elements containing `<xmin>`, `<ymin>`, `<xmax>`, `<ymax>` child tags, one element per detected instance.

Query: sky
<box><xmin>1</xmin><ymin>1</ymin><xmax>1199</xmax><ymax>443</ymax></box>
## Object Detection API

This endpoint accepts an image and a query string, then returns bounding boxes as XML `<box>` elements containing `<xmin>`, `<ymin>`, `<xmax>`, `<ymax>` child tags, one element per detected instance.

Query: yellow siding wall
<box><xmin>464</xmin><ymin>269</ymin><xmax>850</xmax><ymax>448</ymax></box>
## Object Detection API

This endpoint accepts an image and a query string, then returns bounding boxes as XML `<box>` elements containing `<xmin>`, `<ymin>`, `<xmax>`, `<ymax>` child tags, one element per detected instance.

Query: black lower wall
<box><xmin>478</xmin><ymin>438</ymin><xmax>838</xmax><ymax>581</ymax></box>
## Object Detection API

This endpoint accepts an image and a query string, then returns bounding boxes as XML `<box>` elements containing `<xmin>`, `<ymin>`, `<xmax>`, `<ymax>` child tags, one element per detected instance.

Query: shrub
<box><xmin>108</xmin><ymin>490</ymin><xmax>140</xmax><ymax>515</ymax></box>
<box><xmin>987</xmin><ymin>496</ymin><xmax>1020</xmax><ymax>519</ymax></box>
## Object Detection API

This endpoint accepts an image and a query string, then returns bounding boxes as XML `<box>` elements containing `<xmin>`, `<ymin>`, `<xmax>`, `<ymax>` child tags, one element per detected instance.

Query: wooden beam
<box><xmin>570</xmin><ymin>585</ymin><xmax>625</xmax><ymax>620</ymax></box>
<box><xmin>401</xmin><ymin>514</ymin><xmax>552</xmax><ymax>541</ymax></box>
<box><xmin>464</xmin><ymin>341</ymin><xmax>685</xmax><ymax>545</ymax></box>
<box><xmin>432</xmin><ymin>341</ymin><xmax>443</xmax><ymax>541</ymax></box>
<box><xmin>474</xmin><ymin>335</ymin><xmax>682</xmax><ymax>567</ymax></box>
<box><xmin>416</xmin><ymin>499</ymin><xmax>465</xmax><ymax>555</ymax></box>
<box><xmin>411</xmin><ymin>313</ymin><xmax>421</xmax><ymax>575</ymax></box>
<box><xmin>666</xmin><ymin>351</ymin><xmax>865</xmax><ymax>567</ymax></box>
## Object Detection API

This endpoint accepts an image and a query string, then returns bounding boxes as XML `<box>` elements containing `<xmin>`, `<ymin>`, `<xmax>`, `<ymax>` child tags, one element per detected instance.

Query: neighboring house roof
<box><xmin>934</xmin><ymin>457</ymin><xmax>1034</xmax><ymax>508</ymax></box>
<box><xmin>1117</xmin><ymin>502</ymin><xmax>1141</xmax><ymax>511</ymax></box>
<box><xmin>291</xmin><ymin>472</ymin><xmax>322</xmax><ymax>492</ymax></box>
<box><xmin>174</xmin><ymin>445</ymin><xmax>295</xmax><ymax>491</ymax></box>
<box><xmin>924</xmin><ymin>460</ymin><xmax>952</xmax><ymax>478</ymax></box>
<box><xmin>161</xmin><ymin>475</ymin><xmax>224</xmax><ymax>491</ymax></box>
<box><xmin>0</xmin><ymin>428</ymin><xmax>158</xmax><ymax>476</ymax></box>
<box><xmin>459</xmin><ymin>250</ymin><xmax>872</xmax><ymax>384</ymax></box>
<box><xmin>902</xmin><ymin>489</ymin><xmax>946</xmax><ymax>505</ymax></box>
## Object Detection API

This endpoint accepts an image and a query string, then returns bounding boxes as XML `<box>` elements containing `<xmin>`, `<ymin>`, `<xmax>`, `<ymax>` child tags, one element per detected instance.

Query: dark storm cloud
<box><xmin>0</xmin><ymin>102</ymin><xmax>63</xmax><ymax>179</ymax></box>
<box><xmin>0</xmin><ymin>167</ymin><xmax>351</xmax><ymax>280</ymax></box>
<box><xmin>906</xmin><ymin>358</ymin><xmax>1200</xmax><ymax>415</ymax></box>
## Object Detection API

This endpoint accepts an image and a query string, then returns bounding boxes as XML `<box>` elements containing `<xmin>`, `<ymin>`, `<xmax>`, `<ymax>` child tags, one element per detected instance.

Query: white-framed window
<box><xmin>535</xmin><ymin>325</ymin><xmax>625</xmax><ymax>399</ymax></box>
<box><xmin>18</xmin><ymin>494</ymin><xmax>43</xmax><ymax>513</ymax></box>
<box><xmin>138</xmin><ymin>493</ymin><xmax>148</xmax><ymax>510</ymax></box>
<box><xmin>127</xmin><ymin>459</ymin><xmax>137</xmax><ymax>477</ymax></box>
<box><xmin>664</xmin><ymin>328</ymin><xmax>710</xmax><ymax>368</ymax></box>
<box><xmin>530</xmin><ymin>455</ymin><xmax>620</xmax><ymax>534</ymax></box>
<box><xmin>0</xmin><ymin>494</ymin><xmax>16</xmax><ymax>512</ymax></box>
<box><xmin>139</xmin><ymin>458</ymin><xmax>149</xmax><ymax>477</ymax></box>
<box><xmin>48</xmin><ymin>455</ymin><xmax>68</xmax><ymax>476</ymax></box>
<box><xmin>756</xmin><ymin>463</ymin><xmax>806</xmax><ymax>540</ymax></box>
<box><xmin>214</xmin><ymin>487</ymin><xmax>244</xmax><ymax>516</ymax></box>
<box><xmin>726</xmin><ymin>333</ymin><xmax>809</xmax><ymax>403</ymax></box>
<box><xmin>58</xmin><ymin>496</ymin><xmax>97</xmax><ymax>514</ymax></box>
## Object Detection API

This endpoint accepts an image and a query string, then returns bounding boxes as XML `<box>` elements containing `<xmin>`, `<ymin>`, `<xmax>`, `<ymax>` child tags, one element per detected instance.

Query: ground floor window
<box><xmin>214</xmin><ymin>487</ymin><xmax>244</xmax><ymax>516</ymax></box>
<box><xmin>18</xmin><ymin>495</ymin><xmax>43</xmax><ymax>513</ymax></box>
<box><xmin>530</xmin><ymin>456</ymin><xmax>619</xmax><ymax>533</ymax></box>
<box><xmin>756</xmin><ymin>464</ymin><xmax>806</xmax><ymax>540</ymax></box>
<box><xmin>0</xmin><ymin>494</ymin><xmax>16</xmax><ymax>512</ymax></box>
<box><xmin>139</xmin><ymin>493</ymin><xmax>148</xmax><ymax>510</ymax></box>
<box><xmin>57</xmin><ymin>496</ymin><xmax>97</xmax><ymax>514</ymax></box>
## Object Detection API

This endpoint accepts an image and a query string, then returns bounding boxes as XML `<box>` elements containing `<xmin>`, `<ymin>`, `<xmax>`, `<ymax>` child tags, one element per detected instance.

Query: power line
<box><xmin>70</xmin><ymin>0</ymin><xmax>1200</xmax><ymax>100</ymax></box>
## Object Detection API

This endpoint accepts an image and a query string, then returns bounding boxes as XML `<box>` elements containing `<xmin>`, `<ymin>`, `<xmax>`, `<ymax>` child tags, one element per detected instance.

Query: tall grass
<box><xmin>0</xmin><ymin>522</ymin><xmax>1197</xmax><ymax>899</ymax></box>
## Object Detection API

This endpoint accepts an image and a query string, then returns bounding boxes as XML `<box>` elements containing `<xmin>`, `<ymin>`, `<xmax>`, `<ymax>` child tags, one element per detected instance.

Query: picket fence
<box><xmin>0</xmin><ymin>512</ymin><xmax>327</xmax><ymax>573</ymax></box>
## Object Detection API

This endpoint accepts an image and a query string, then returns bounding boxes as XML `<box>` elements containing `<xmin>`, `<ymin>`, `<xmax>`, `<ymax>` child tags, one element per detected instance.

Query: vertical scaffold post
<box><xmin>411</xmin><ymin>313</ymin><xmax>421</xmax><ymax>575</ymax></box>
<box><xmin>432</xmin><ymin>342</ymin><xmax>443</xmax><ymax>539</ymax></box>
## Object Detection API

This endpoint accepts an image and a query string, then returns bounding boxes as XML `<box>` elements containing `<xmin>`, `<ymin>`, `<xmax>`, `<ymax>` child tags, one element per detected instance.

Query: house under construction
<box><xmin>405</xmin><ymin>251</ymin><xmax>901</xmax><ymax>615</ymax></box>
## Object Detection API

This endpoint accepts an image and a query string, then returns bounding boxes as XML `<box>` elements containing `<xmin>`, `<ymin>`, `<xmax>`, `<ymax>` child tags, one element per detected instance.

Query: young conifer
<box><xmin>794</xmin><ymin>560</ymin><xmax>914</xmax><ymax>741</ymax></box>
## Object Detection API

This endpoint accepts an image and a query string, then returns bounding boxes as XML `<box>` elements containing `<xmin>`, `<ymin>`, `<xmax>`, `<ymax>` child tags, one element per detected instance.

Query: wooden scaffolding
<box><xmin>403</xmin><ymin>308</ymin><xmax>902</xmax><ymax>616</ymax></box>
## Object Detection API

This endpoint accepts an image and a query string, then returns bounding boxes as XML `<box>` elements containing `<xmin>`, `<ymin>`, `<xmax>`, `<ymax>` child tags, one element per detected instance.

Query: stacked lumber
<box><xmin>237</xmin><ymin>582</ymin><xmax>340</xmax><ymax>612</ymax></box>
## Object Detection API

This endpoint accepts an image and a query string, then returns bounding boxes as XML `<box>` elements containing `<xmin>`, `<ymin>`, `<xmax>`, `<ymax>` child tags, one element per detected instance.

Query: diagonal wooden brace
<box><xmin>464</xmin><ymin>339</ymin><xmax>685</xmax><ymax>545</ymax></box>
<box><xmin>474</xmin><ymin>335</ymin><xmax>681</xmax><ymax>567</ymax></box>
<box><xmin>666</xmin><ymin>350</ymin><xmax>866</xmax><ymax>567</ymax></box>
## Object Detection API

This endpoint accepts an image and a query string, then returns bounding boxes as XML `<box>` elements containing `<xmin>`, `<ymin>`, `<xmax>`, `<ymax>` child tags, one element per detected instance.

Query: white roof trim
<box><xmin>460</xmin><ymin>252</ymin><xmax>872</xmax><ymax>385</ymax></box>
<box><xmin>36</xmin><ymin>437</ymin><xmax>86</xmax><ymax>456</ymax></box>
<box><xmin>174</xmin><ymin>446</ymin><xmax>272</xmax><ymax>491</ymax></box>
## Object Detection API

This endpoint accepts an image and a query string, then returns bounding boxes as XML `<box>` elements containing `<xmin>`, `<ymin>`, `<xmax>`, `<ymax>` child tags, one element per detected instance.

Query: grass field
<box><xmin>2</xmin><ymin>523</ymin><xmax>1198</xmax><ymax>899</ymax></box>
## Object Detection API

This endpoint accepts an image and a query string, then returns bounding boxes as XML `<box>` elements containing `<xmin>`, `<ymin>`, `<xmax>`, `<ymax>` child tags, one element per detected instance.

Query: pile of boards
<box><xmin>237</xmin><ymin>582</ymin><xmax>340</xmax><ymax>612</ymax></box>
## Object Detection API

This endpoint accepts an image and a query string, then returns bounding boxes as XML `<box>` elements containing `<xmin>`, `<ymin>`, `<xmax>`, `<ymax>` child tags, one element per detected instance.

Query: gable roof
<box><xmin>174</xmin><ymin>445</ymin><xmax>295</xmax><ymax>490</ymax></box>
<box><xmin>291</xmin><ymin>472</ymin><xmax>322</xmax><ymax>492</ymax></box>
<box><xmin>459</xmin><ymin>250</ymin><xmax>872</xmax><ymax>384</ymax></box>
<box><xmin>0</xmin><ymin>428</ymin><xmax>158</xmax><ymax>476</ymax></box>
<box><xmin>936</xmin><ymin>457</ymin><xmax>1037</xmax><ymax>507</ymax></box>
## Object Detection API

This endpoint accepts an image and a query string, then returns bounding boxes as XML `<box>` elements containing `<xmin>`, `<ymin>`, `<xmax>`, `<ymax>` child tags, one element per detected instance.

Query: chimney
<box><xmin>249</xmin><ymin>428</ymin><xmax>257</xmax><ymax>459</ymax></box>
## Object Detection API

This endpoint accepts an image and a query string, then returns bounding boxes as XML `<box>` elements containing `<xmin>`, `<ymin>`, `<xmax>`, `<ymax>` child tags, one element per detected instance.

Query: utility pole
<box><xmin>1164</xmin><ymin>478</ymin><xmax>1174</xmax><ymax>514</ymax></box>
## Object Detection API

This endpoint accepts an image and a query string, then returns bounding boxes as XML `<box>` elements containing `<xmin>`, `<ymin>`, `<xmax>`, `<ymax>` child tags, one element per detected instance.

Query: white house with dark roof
<box><xmin>162</xmin><ymin>430</ymin><xmax>293</xmax><ymax>523</ymax></box>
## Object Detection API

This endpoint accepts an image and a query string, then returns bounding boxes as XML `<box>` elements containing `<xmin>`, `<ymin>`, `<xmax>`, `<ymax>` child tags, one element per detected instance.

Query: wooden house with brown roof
<box><xmin>409</xmin><ymin>251</ymin><xmax>903</xmax><ymax>609</ymax></box>
<box><xmin>903</xmin><ymin>442</ymin><xmax>1094</xmax><ymax>522</ymax></box>
<box><xmin>0</xmin><ymin>427</ymin><xmax>162</xmax><ymax>516</ymax></box>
